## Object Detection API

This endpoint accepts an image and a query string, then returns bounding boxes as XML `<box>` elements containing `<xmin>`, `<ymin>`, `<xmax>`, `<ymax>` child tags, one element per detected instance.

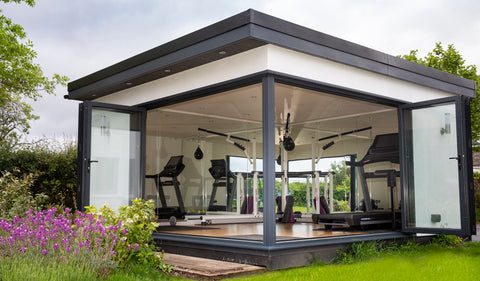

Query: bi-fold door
<box><xmin>77</xmin><ymin>101</ymin><xmax>146</xmax><ymax>211</ymax></box>
<box><xmin>400</xmin><ymin>96</ymin><xmax>475</xmax><ymax>236</ymax></box>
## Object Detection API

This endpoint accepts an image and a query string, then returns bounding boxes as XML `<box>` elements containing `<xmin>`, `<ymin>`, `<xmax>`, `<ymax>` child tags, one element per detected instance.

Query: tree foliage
<box><xmin>0</xmin><ymin>0</ymin><xmax>68</xmax><ymax>149</ymax></box>
<box><xmin>400</xmin><ymin>42</ymin><xmax>480</xmax><ymax>149</ymax></box>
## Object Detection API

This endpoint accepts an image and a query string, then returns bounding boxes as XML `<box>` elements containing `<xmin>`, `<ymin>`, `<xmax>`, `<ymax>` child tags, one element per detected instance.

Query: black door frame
<box><xmin>77</xmin><ymin>101</ymin><xmax>146</xmax><ymax>210</ymax></box>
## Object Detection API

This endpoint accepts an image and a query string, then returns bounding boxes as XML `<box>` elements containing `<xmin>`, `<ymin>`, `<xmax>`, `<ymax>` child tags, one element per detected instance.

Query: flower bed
<box><xmin>0</xmin><ymin>199</ymin><xmax>171</xmax><ymax>279</ymax></box>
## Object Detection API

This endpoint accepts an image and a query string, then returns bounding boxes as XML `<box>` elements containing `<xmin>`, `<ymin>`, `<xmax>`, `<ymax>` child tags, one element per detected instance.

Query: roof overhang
<box><xmin>67</xmin><ymin>9</ymin><xmax>476</xmax><ymax>101</ymax></box>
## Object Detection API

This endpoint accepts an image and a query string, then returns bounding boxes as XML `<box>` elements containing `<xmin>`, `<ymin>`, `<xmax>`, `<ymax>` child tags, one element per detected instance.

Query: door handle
<box><xmin>449</xmin><ymin>155</ymin><xmax>462</xmax><ymax>169</ymax></box>
<box><xmin>86</xmin><ymin>159</ymin><xmax>98</xmax><ymax>172</ymax></box>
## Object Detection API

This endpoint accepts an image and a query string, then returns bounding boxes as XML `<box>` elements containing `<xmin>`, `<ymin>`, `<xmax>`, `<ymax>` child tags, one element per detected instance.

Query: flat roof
<box><xmin>67</xmin><ymin>9</ymin><xmax>476</xmax><ymax>101</ymax></box>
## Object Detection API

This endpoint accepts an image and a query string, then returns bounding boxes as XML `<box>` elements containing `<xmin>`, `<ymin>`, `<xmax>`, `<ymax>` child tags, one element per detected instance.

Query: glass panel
<box><xmin>274</xmin><ymin>83</ymin><xmax>399</xmax><ymax>240</ymax></box>
<box><xmin>147</xmin><ymin>84</ymin><xmax>264</xmax><ymax>241</ymax></box>
<box><xmin>406</xmin><ymin>103</ymin><xmax>461</xmax><ymax>229</ymax></box>
<box><xmin>90</xmin><ymin>108</ymin><xmax>142</xmax><ymax>210</ymax></box>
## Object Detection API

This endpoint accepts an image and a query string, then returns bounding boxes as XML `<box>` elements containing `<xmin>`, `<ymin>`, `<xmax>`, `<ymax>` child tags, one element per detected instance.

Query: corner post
<box><xmin>262</xmin><ymin>74</ymin><xmax>276</xmax><ymax>247</ymax></box>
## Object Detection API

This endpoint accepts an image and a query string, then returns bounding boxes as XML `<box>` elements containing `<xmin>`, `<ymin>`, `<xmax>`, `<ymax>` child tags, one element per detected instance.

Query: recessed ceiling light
<box><xmin>164</xmin><ymin>69</ymin><xmax>171</xmax><ymax>73</ymax></box>
<box><xmin>126</xmin><ymin>82</ymin><xmax>133</xmax><ymax>86</ymax></box>
<box><xmin>218</xmin><ymin>51</ymin><xmax>227</xmax><ymax>55</ymax></box>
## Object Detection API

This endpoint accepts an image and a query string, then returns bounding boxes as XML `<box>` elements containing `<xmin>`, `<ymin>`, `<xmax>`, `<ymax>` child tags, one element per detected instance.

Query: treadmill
<box><xmin>146</xmin><ymin>155</ymin><xmax>186</xmax><ymax>219</ymax></box>
<box><xmin>208</xmin><ymin>159</ymin><xmax>237</xmax><ymax>212</ymax></box>
<box><xmin>312</xmin><ymin>133</ymin><xmax>400</xmax><ymax>230</ymax></box>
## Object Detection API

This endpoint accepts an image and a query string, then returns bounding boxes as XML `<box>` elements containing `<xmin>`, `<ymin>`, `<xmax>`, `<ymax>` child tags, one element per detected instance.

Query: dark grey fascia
<box><xmin>67</xmin><ymin>9</ymin><xmax>476</xmax><ymax>101</ymax></box>
<box><xmin>153</xmin><ymin>231</ymin><xmax>412</xmax><ymax>252</ymax></box>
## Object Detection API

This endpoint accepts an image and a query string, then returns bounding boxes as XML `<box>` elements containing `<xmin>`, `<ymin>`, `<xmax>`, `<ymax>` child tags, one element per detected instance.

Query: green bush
<box><xmin>0</xmin><ymin>170</ymin><xmax>47</xmax><ymax>219</ymax></box>
<box><xmin>85</xmin><ymin>198</ymin><xmax>172</xmax><ymax>272</ymax></box>
<box><xmin>474</xmin><ymin>171</ymin><xmax>480</xmax><ymax>222</ymax></box>
<box><xmin>0</xmin><ymin>139</ymin><xmax>77</xmax><ymax>210</ymax></box>
<box><xmin>431</xmin><ymin>234</ymin><xmax>463</xmax><ymax>247</ymax></box>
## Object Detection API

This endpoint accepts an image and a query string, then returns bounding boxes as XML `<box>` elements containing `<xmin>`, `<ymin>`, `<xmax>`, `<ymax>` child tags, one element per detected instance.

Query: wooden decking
<box><xmin>157</xmin><ymin>222</ymin><xmax>373</xmax><ymax>241</ymax></box>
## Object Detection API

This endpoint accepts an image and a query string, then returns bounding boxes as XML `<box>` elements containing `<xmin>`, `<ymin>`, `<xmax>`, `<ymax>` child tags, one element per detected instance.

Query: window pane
<box><xmin>90</xmin><ymin>109</ymin><xmax>142</xmax><ymax>210</ymax></box>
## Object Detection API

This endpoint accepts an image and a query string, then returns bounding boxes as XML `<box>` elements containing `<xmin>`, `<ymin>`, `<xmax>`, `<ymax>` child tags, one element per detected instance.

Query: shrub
<box><xmin>0</xmin><ymin>139</ymin><xmax>77</xmax><ymax>210</ymax></box>
<box><xmin>85</xmin><ymin>198</ymin><xmax>172</xmax><ymax>272</ymax></box>
<box><xmin>430</xmin><ymin>234</ymin><xmax>463</xmax><ymax>247</ymax></box>
<box><xmin>0</xmin><ymin>170</ymin><xmax>47</xmax><ymax>219</ymax></box>
<box><xmin>474</xmin><ymin>171</ymin><xmax>480</xmax><ymax>222</ymax></box>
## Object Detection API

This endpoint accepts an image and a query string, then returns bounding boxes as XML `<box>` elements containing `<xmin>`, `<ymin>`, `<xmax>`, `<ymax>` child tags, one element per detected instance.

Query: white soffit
<box><xmin>266</xmin><ymin>45</ymin><xmax>454</xmax><ymax>103</ymax></box>
<box><xmin>95</xmin><ymin>44</ymin><xmax>455</xmax><ymax>106</ymax></box>
<box><xmin>95</xmin><ymin>46</ymin><xmax>270</xmax><ymax>105</ymax></box>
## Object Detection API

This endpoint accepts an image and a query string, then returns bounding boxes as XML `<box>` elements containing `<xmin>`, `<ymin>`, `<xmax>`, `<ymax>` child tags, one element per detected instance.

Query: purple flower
<box><xmin>53</xmin><ymin>243</ymin><xmax>59</xmax><ymax>250</ymax></box>
<box><xmin>78</xmin><ymin>242</ymin><xmax>84</xmax><ymax>248</ymax></box>
<box><xmin>133</xmin><ymin>243</ymin><xmax>139</xmax><ymax>250</ymax></box>
<box><xmin>66</xmin><ymin>246</ymin><xmax>71</xmax><ymax>252</ymax></box>
<box><xmin>42</xmin><ymin>249</ymin><xmax>48</xmax><ymax>256</ymax></box>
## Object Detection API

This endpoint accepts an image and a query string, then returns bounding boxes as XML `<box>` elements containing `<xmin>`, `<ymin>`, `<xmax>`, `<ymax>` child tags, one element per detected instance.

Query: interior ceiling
<box><xmin>146</xmin><ymin>83</ymin><xmax>398</xmax><ymax>146</ymax></box>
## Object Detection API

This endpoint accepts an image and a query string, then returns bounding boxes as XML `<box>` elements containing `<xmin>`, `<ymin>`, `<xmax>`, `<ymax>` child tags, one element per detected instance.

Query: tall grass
<box><xmin>0</xmin><ymin>254</ymin><xmax>98</xmax><ymax>281</ymax></box>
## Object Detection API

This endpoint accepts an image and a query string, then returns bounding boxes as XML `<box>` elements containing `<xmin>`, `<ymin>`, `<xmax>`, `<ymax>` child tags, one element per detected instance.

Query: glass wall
<box><xmin>273</xmin><ymin>83</ymin><xmax>399</xmax><ymax>241</ymax></box>
<box><xmin>146</xmin><ymin>80</ymin><xmax>401</xmax><ymax>241</ymax></box>
<box><xmin>146</xmin><ymin>84</ymin><xmax>264</xmax><ymax>239</ymax></box>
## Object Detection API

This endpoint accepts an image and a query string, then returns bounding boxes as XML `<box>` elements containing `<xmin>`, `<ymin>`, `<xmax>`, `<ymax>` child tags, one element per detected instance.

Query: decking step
<box><xmin>163</xmin><ymin>253</ymin><xmax>265</xmax><ymax>280</ymax></box>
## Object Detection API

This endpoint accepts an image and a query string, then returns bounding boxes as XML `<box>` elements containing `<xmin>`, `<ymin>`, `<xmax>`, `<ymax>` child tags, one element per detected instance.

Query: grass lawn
<box><xmin>226</xmin><ymin>242</ymin><xmax>480</xmax><ymax>281</ymax></box>
<box><xmin>3</xmin><ymin>240</ymin><xmax>478</xmax><ymax>280</ymax></box>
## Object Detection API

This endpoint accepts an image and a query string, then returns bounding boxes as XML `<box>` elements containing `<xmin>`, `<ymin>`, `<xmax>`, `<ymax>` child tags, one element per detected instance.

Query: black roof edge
<box><xmin>68</xmin><ymin>9</ymin><xmax>476</xmax><ymax>98</ymax></box>
<box><xmin>68</xmin><ymin>9</ymin><xmax>256</xmax><ymax>92</ymax></box>
<box><xmin>247</xmin><ymin>9</ymin><xmax>474</xmax><ymax>90</ymax></box>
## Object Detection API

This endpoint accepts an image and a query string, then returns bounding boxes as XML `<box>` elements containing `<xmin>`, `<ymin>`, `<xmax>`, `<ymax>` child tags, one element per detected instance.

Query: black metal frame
<box><xmin>399</xmin><ymin>96</ymin><xmax>474</xmax><ymax>236</ymax></box>
<box><xmin>77</xmin><ymin>101</ymin><xmax>146</xmax><ymax>210</ymax></box>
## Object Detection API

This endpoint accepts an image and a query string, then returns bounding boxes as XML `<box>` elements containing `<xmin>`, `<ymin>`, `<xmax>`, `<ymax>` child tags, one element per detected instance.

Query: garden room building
<box><xmin>67</xmin><ymin>10</ymin><xmax>477</xmax><ymax>269</ymax></box>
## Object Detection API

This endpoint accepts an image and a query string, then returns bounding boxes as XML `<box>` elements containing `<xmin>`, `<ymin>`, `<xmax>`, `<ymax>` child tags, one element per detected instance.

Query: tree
<box><xmin>330</xmin><ymin>161</ymin><xmax>350</xmax><ymax>202</ymax></box>
<box><xmin>0</xmin><ymin>0</ymin><xmax>68</xmax><ymax>149</ymax></box>
<box><xmin>400</xmin><ymin>43</ymin><xmax>480</xmax><ymax>150</ymax></box>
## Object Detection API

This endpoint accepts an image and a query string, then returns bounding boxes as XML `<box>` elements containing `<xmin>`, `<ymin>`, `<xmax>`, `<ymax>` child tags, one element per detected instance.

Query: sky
<box><xmin>2</xmin><ymin>0</ymin><xmax>480</xmax><ymax>142</ymax></box>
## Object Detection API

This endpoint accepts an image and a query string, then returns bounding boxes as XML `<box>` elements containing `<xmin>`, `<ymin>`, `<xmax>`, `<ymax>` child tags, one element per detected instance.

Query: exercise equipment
<box><xmin>312</xmin><ymin>133</ymin><xmax>400</xmax><ymax>230</ymax></box>
<box><xmin>146</xmin><ymin>155</ymin><xmax>186</xmax><ymax>219</ymax></box>
<box><xmin>235</xmin><ymin>170</ymin><xmax>334</xmax><ymax>217</ymax></box>
<box><xmin>194</xmin><ymin>132</ymin><xmax>203</xmax><ymax>160</ymax></box>
<box><xmin>276</xmin><ymin>195</ymin><xmax>295</xmax><ymax>223</ymax></box>
<box><xmin>198</xmin><ymin>128</ymin><xmax>250</xmax><ymax>155</ymax></box>
<box><xmin>316</xmin><ymin>126</ymin><xmax>372</xmax><ymax>164</ymax></box>
<box><xmin>208</xmin><ymin>159</ymin><xmax>237</xmax><ymax>212</ymax></box>
<box><xmin>282</xmin><ymin>113</ymin><xmax>295</xmax><ymax>151</ymax></box>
